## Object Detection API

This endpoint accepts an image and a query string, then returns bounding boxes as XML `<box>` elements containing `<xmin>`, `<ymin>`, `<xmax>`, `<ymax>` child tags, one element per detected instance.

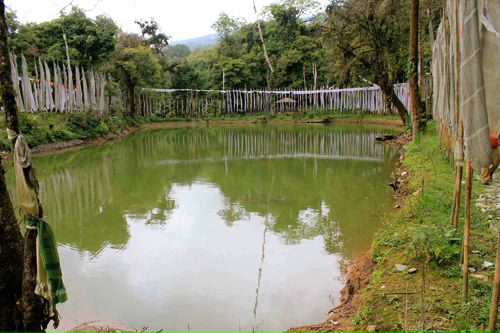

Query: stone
<box><xmin>367</xmin><ymin>325</ymin><xmax>377</xmax><ymax>332</ymax></box>
<box><xmin>471</xmin><ymin>250</ymin><xmax>480</xmax><ymax>254</ymax></box>
<box><xmin>471</xmin><ymin>274</ymin><xmax>489</xmax><ymax>282</ymax></box>
<box><xmin>401</xmin><ymin>171</ymin><xmax>408</xmax><ymax>177</ymax></box>
<box><xmin>483</xmin><ymin>261</ymin><xmax>495</xmax><ymax>269</ymax></box>
<box><xmin>333</xmin><ymin>322</ymin><xmax>340</xmax><ymax>326</ymax></box>
<box><xmin>396</xmin><ymin>264</ymin><xmax>408</xmax><ymax>272</ymax></box>
<box><xmin>468</xmin><ymin>267</ymin><xmax>476</xmax><ymax>273</ymax></box>
<box><xmin>394</xmin><ymin>204</ymin><xmax>401</xmax><ymax>209</ymax></box>
<box><xmin>408</xmin><ymin>268</ymin><xmax>418</xmax><ymax>274</ymax></box>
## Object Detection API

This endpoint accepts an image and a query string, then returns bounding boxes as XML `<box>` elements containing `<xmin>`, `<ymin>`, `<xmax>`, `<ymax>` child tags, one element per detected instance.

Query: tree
<box><xmin>9</xmin><ymin>7</ymin><xmax>118</xmax><ymax>68</ymax></box>
<box><xmin>0</xmin><ymin>0</ymin><xmax>50</xmax><ymax>330</ymax></box>
<box><xmin>410</xmin><ymin>0</ymin><xmax>426</xmax><ymax>135</ymax></box>
<box><xmin>211</xmin><ymin>13</ymin><xmax>243</xmax><ymax>42</ymax></box>
<box><xmin>324</xmin><ymin>0</ymin><xmax>410</xmax><ymax>125</ymax></box>
<box><xmin>165</xmin><ymin>44</ymin><xmax>191</xmax><ymax>60</ymax></box>
<box><xmin>113</xmin><ymin>33</ymin><xmax>162</xmax><ymax>116</ymax></box>
<box><xmin>135</xmin><ymin>18</ymin><xmax>170</xmax><ymax>55</ymax></box>
<box><xmin>0</xmin><ymin>3</ymin><xmax>25</xmax><ymax>332</ymax></box>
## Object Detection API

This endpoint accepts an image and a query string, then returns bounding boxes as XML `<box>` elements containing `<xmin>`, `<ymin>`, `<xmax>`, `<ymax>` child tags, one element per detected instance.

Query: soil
<box><xmin>71</xmin><ymin>322</ymin><xmax>128</xmax><ymax>332</ymax></box>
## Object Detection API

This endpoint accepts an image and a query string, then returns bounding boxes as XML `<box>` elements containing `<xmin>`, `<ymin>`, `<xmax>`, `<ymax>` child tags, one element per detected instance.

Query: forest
<box><xmin>6</xmin><ymin>0</ymin><xmax>442</xmax><ymax>113</ymax></box>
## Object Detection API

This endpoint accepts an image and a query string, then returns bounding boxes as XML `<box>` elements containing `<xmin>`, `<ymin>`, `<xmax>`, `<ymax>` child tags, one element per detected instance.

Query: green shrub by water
<box><xmin>0</xmin><ymin>111</ymin><xmax>168</xmax><ymax>150</ymax></box>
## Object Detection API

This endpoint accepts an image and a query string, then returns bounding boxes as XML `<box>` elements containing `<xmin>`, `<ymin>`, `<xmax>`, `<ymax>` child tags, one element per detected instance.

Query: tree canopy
<box><xmin>9</xmin><ymin>7</ymin><xmax>118</xmax><ymax>68</ymax></box>
<box><xmin>4</xmin><ymin>0</ymin><xmax>444</xmax><ymax>119</ymax></box>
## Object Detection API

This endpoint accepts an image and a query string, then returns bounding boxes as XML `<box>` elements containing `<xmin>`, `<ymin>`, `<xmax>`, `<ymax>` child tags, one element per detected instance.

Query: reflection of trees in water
<box><xmin>217</xmin><ymin>201</ymin><xmax>249</xmax><ymax>227</ymax></box>
<box><xmin>161</xmin><ymin>125</ymin><xmax>394</xmax><ymax>162</ymax></box>
<box><xmin>128</xmin><ymin>191</ymin><xmax>177</xmax><ymax>227</ymax></box>
<box><xmin>10</xmin><ymin>125</ymin><xmax>398</xmax><ymax>256</ymax></box>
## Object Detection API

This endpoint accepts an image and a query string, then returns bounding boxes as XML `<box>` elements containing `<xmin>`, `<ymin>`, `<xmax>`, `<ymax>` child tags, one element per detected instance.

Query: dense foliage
<box><xmin>6</xmin><ymin>0</ymin><xmax>445</xmax><ymax>116</ymax></box>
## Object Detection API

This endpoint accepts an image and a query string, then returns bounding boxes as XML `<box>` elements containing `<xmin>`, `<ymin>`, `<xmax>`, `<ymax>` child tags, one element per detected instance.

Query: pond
<box><xmin>7</xmin><ymin>124</ymin><xmax>400</xmax><ymax>332</ymax></box>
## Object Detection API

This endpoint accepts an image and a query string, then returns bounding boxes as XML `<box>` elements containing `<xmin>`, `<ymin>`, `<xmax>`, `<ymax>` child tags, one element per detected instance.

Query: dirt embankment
<box><xmin>289</xmin><ymin>134</ymin><xmax>410</xmax><ymax>332</ymax></box>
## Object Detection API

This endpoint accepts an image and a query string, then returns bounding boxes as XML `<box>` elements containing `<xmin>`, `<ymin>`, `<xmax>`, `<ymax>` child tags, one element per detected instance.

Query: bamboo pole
<box><xmin>450</xmin><ymin>0</ymin><xmax>463</xmax><ymax>228</ymax></box>
<box><xmin>489</xmin><ymin>227</ymin><xmax>500</xmax><ymax>331</ymax></box>
<box><xmin>463</xmin><ymin>160</ymin><xmax>472</xmax><ymax>301</ymax></box>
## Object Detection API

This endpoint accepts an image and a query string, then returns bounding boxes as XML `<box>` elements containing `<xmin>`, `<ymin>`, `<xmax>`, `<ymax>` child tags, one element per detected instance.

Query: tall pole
<box><xmin>410</xmin><ymin>0</ymin><xmax>425</xmax><ymax>137</ymax></box>
<box><xmin>488</xmin><ymin>228</ymin><xmax>500</xmax><ymax>331</ymax></box>
<box><xmin>450</xmin><ymin>0</ymin><xmax>463</xmax><ymax>230</ymax></box>
<box><xmin>463</xmin><ymin>160</ymin><xmax>472</xmax><ymax>301</ymax></box>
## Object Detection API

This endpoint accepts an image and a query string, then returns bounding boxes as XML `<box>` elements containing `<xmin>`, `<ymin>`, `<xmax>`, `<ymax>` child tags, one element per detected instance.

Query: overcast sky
<box><xmin>5</xmin><ymin>0</ymin><xmax>330</xmax><ymax>41</ymax></box>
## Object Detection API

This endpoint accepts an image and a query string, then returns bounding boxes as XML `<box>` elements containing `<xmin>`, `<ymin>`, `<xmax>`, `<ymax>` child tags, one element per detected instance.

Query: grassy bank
<box><xmin>0</xmin><ymin>110</ymin><xmax>402</xmax><ymax>151</ymax></box>
<box><xmin>354</xmin><ymin>122</ymin><xmax>498</xmax><ymax>331</ymax></box>
<box><xmin>0</xmin><ymin>111</ymin><xmax>166</xmax><ymax>151</ymax></box>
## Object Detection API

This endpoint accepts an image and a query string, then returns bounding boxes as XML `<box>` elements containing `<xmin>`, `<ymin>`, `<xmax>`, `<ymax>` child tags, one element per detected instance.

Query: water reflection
<box><xmin>6</xmin><ymin>124</ymin><xmax>399</xmax><ymax>331</ymax></box>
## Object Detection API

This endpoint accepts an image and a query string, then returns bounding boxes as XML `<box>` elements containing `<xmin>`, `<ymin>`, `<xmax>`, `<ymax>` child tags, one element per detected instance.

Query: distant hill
<box><xmin>171</xmin><ymin>34</ymin><xmax>218</xmax><ymax>50</ymax></box>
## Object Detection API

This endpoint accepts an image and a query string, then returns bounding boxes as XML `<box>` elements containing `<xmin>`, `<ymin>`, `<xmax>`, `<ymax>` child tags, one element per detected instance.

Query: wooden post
<box><xmin>489</xmin><ymin>228</ymin><xmax>500</xmax><ymax>331</ymax></box>
<box><xmin>463</xmin><ymin>160</ymin><xmax>472</xmax><ymax>301</ymax></box>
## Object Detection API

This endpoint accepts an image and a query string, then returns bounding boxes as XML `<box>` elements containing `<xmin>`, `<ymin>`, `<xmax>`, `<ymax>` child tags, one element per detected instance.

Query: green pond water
<box><xmin>7</xmin><ymin>124</ymin><xmax>399</xmax><ymax>332</ymax></box>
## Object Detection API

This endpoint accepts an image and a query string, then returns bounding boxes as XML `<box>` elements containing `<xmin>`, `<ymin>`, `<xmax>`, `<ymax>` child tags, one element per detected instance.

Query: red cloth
<box><xmin>491</xmin><ymin>135</ymin><xmax>500</xmax><ymax>149</ymax></box>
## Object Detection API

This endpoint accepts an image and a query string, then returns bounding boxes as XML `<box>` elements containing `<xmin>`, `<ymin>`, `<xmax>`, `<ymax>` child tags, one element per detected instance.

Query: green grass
<box><xmin>355</xmin><ymin>121</ymin><xmax>498</xmax><ymax>331</ymax></box>
<box><xmin>0</xmin><ymin>111</ymin><xmax>167</xmax><ymax>150</ymax></box>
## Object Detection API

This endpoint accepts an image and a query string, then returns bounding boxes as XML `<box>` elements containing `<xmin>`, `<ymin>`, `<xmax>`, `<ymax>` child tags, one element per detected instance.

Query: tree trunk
<box><xmin>379</xmin><ymin>79</ymin><xmax>409</xmax><ymax>126</ymax></box>
<box><xmin>0</xmin><ymin>1</ymin><xmax>46</xmax><ymax>331</ymax></box>
<box><xmin>410</xmin><ymin>0</ymin><xmax>425</xmax><ymax>136</ymax></box>
<box><xmin>0</xmin><ymin>0</ymin><xmax>25</xmax><ymax>330</ymax></box>
<box><xmin>127</xmin><ymin>80</ymin><xmax>136</xmax><ymax>117</ymax></box>
<box><xmin>0</xmin><ymin>160</ymin><xmax>24</xmax><ymax>332</ymax></box>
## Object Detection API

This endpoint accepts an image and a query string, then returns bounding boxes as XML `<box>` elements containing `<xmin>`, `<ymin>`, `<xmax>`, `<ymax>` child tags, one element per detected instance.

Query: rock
<box><xmin>394</xmin><ymin>204</ymin><xmax>401</xmax><ymax>209</ymax></box>
<box><xmin>471</xmin><ymin>250</ymin><xmax>480</xmax><ymax>254</ymax></box>
<box><xmin>483</xmin><ymin>261</ymin><xmax>495</xmax><ymax>269</ymax></box>
<box><xmin>471</xmin><ymin>274</ymin><xmax>489</xmax><ymax>282</ymax></box>
<box><xmin>380</xmin><ymin>285</ymin><xmax>386</xmax><ymax>289</ymax></box>
<box><xmin>468</xmin><ymin>267</ymin><xmax>476</xmax><ymax>273</ymax></box>
<box><xmin>333</xmin><ymin>322</ymin><xmax>340</xmax><ymax>326</ymax></box>
<box><xmin>401</xmin><ymin>171</ymin><xmax>408</xmax><ymax>177</ymax></box>
<box><xmin>408</xmin><ymin>268</ymin><xmax>418</xmax><ymax>274</ymax></box>
<box><xmin>367</xmin><ymin>325</ymin><xmax>377</xmax><ymax>332</ymax></box>
<box><xmin>396</xmin><ymin>264</ymin><xmax>408</xmax><ymax>272</ymax></box>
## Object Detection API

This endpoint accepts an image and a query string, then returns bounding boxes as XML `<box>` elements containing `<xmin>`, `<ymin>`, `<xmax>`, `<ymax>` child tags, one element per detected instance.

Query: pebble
<box><xmin>408</xmin><ymin>268</ymin><xmax>418</xmax><ymax>274</ymax></box>
<box><xmin>367</xmin><ymin>325</ymin><xmax>377</xmax><ymax>332</ymax></box>
<box><xmin>394</xmin><ymin>204</ymin><xmax>401</xmax><ymax>209</ymax></box>
<box><xmin>483</xmin><ymin>261</ymin><xmax>495</xmax><ymax>269</ymax></box>
<box><xmin>468</xmin><ymin>267</ymin><xmax>476</xmax><ymax>273</ymax></box>
<box><xmin>401</xmin><ymin>172</ymin><xmax>408</xmax><ymax>177</ymax></box>
<box><xmin>396</xmin><ymin>264</ymin><xmax>408</xmax><ymax>272</ymax></box>
<box><xmin>333</xmin><ymin>322</ymin><xmax>340</xmax><ymax>326</ymax></box>
<box><xmin>471</xmin><ymin>274</ymin><xmax>489</xmax><ymax>282</ymax></box>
